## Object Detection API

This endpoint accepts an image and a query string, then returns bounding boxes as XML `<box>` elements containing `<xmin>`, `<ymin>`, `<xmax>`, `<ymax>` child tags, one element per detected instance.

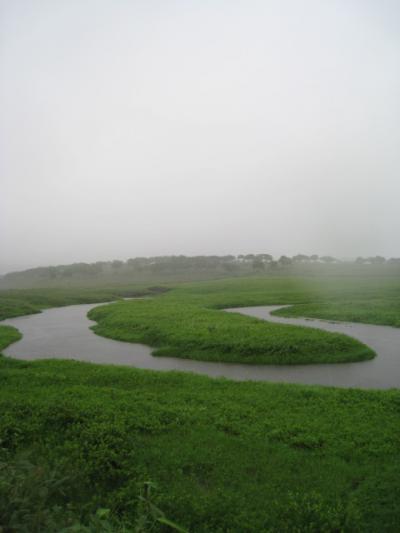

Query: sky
<box><xmin>1</xmin><ymin>0</ymin><xmax>400</xmax><ymax>274</ymax></box>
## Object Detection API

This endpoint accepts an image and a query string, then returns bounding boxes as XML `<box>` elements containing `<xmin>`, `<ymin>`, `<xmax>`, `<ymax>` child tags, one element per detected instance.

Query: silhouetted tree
<box><xmin>368</xmin><ymin>256</ymin><xmax>386</xmax><ymax>265</ymax></box>
<box><xmin>320</xmin><ymin>256</ymin><xmax>336</xmax><ymax>264</ymax></box>
<box><xmin>278</xmin><ymin>255</ymin><xmax>292</xmax><ymax>266</ymax></box>
<box><xmin>252</xmin><ymin>258</ymin><xmax>265</xmax><ymax>271</ymax></box>
<box><xmin>292</xmin><ymin>254</ymin><xmax>309</xmax><ymax>263</ymax></box>
<box><xmin>258</xmin><ymin>254</ymin><xmax>273</xmax><ymax>262</ymax></box>
<box><xmin>112</xmin><ymin>260</ymin><xmax>124</xmax><ymax>269</ymax></box>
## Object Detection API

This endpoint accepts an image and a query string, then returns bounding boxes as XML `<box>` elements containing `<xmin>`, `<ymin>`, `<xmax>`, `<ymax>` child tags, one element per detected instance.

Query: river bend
<box><xmin>2</xmin><ymin>303</ymin><xmax>400</xmax><ymax>389</ymax></box>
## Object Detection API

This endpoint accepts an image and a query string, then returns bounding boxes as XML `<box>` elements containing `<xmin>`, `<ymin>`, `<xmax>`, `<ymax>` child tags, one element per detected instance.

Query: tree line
<box><xmin>2</xmin><ymin>253</ymin><xmax>400</xmax><ymax>285</ymax></box>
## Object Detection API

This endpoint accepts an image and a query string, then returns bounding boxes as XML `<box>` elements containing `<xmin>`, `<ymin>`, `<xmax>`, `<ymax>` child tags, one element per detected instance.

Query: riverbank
<box><xmin>4</xmin><ymin>300</ymin><xmax>400</xmax><ymax>387</ymax></box>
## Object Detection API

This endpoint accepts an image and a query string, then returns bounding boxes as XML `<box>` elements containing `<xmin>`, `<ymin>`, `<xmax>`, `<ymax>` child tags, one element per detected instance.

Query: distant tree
<box><xmin>90</xmin><ymin>262</ymin><xmax>104</xmax><ymax>275</ymax></box>
<box><xmin>292</xmin><ymin>254</ymin><xmax>309</xmax><ymax>263</ymax></box>
<box><xmin>223</xmin><ymin>262</ymin><xmax>239</xmax><ymax>273</ymax></box>
<box><xmin>320</xmin><ymin>256</ymin><xmax>336</xmax><ymax>264</ymax></box>
<box><xmin>368</xmin><ymin>256</ymin><xmax>386</xmax><ymax>265</ymax></box>
<box><xmin>258</xmin><ymin>254</ymin><xmax>273</xmax><ymax>262</ymax></box>
<box><xmin>193</xmin><ymin>256</ymin><xmax>211</xmax><ymax>269</ymax></box>
<box><xmin>112</xmin><ymin>260</ymin><xmax>124</xmax><ymax>269</ymax></box>
<box><xmin>70</xmin><ymin>263</ymin><xmax>93</xmax><ymax>276</ymax></box>
<box><xmin>133</xmin><ymin>257</ymin><xmax>149</xmax><ymax>271</ymax></box>
<box><xmin>310</xmin><ymin>254</ymin><xmax>319</xmax><ymax>262</ymax></box>
<box><xmin>355</xmin><ymin>257</ymin><xmax>366</xmax><ymax>265</ymax></box>
<box><xmin>278</xmin><ymin>255</ymin><xmax>292</xmax><ymax>266</ymax></box>
<box><xmin>252</xmin><ymin>258</ymin><xmax>265</xmax><ymax>271</ymax></box>
<box><xmin>47</xmin><ymin>266</ymin><xmax>58</xmax><ymax>279</ymax></box>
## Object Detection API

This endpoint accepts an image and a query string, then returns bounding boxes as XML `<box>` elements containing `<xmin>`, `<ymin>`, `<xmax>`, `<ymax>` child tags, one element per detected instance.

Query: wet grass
<box><xmin>1</xmin><ymin>276</ymin><xmax>399</xmax><ymax>531</ymax></box>
<box><xmin>0</xmin><ymin>286</ymin><xmax>165</xmax><ymax>320</ymax></box>
<box><xmin>0</xmin><ymin>324</ymin><xmax>21</xmax><ymax>351</ymax></box>
<box><xmin>162</xmin><ymin>276</ymin><xmax>400</xmax><ymax>314</ymax></box>
<box><xmin>274</xmin><ymin>299</ymin><xmax>400</xmax><ymax>327</ymax></box>
<box><xmin>89</xmin><ymin>298</ymin><xmax>374</xmax><ymax>365</ymax></box>
<box><xmin>0</xmin><ymin>353</ymin><xmax>399</xmax><ymax>532</ymax></box>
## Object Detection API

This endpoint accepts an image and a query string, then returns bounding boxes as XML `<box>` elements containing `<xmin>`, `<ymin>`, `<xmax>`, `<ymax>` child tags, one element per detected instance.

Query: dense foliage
<box><xmin>0</xmin><ymin>354</ymin><xmax>399</xmax><ymax>532</ymax></box>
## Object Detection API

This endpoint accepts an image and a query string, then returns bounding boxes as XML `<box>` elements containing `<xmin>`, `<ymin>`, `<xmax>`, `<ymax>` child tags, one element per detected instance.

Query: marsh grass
<box><xmin>0</xmin><ymin>286</ymin><xmax>165</xmax><ymax>321</ymax></box>
<box><xmin>1</xmin><ymin>276</ymin><xmax>400</xmax><ymax>531</ymax></box>
<box><xmin>89</xmin><ymin>298</ymin><xmax>374</xmax><ymax>365</ymax></box>
<box><xmin>274</xmin><ymin>299</ymin><xmax>400</xmax><ymax>327</ymax></box>
<box><xmin>0</xmin><ymin>324</ymin><xmax>21</xmax><ymax>351</ymax></box>
<box><xmin>0</xmin><ymin>355</ymin><xmax>399</xmax><ymax>531</ymax></box>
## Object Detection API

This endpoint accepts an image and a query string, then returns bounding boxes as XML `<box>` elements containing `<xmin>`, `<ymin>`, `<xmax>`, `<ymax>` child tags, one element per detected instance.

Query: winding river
<box><xmin>2</xmin><ymin>302</ymin><xmax>400</xmax><ymax>389</ymax></box>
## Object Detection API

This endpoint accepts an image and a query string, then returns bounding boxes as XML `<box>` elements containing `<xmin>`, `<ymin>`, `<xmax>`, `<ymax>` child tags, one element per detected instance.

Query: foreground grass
<box><xmin>89</xmin><ymin>299</ymin><xmax>374</xmax><ymax>365</ymax></box>
<box><xmin>0</xmin><ymin>353</ymin><xmax>399</xmax><ymax>532</ymax></box>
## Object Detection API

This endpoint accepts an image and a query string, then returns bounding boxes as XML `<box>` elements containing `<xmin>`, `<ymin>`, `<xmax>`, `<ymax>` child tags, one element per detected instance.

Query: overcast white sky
<box><xmin>1</xmin><ymin>0</ymin><xmax>399</xmax><ymax>273</ymax></box>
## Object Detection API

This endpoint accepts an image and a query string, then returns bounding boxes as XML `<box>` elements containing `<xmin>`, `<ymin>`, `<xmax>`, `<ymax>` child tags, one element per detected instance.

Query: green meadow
<box><xmin>0</xmin><ymin>273</ymin><xmax>400</xmax><ymax>531</ymax></box>
<box><xmin>1</xmin><ymin>352</ymin><xmax>399</xmax><ymax>532</ymax></box>
<box><xmin>0</xmin><ymin>286</ymin><xmax>163</xmax><ymax>321</ymax></box>
<box><xmin>89</xmin><ymin>299</ymin><xmax>373</xmax><ymax>364</ymax></box>
<box><xmin>274</xmin><ymin>299</ymin><xmax>400</xmax><ymax>327</ymax></box>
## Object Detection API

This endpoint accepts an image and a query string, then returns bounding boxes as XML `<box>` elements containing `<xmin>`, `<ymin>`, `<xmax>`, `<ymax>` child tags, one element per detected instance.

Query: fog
<box><xmin>1</xmin><ymin>0</ymin><xmax>399</xmax><ymax>274</ymax></box>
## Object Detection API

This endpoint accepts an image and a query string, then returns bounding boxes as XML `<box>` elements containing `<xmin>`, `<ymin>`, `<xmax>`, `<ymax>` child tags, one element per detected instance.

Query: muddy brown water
<box><xmin>2</xmin><ymin>303</ymin><xmax>400</xmax><ymax>389</ymax></box>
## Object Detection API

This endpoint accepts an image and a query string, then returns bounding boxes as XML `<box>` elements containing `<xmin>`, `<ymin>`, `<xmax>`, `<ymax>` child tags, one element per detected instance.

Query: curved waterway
<box><xmin>2</xmin><ymin>303</ymin><xmax>400</xmax><ymax>389</ymax></box>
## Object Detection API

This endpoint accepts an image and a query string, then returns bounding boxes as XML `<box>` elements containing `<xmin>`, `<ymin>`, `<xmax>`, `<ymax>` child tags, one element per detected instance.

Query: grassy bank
<box><xmin>0</xmin><ymin>353</ymin><xmax>399</xmax><ymax>532</ymax></box>
<box><xmin>274</xmin><ymin>300</ymin><xmax>400</xmax><ymax>327</ymax></box>
<box><xmin>0</xmin><ymin>286</ymin><xmax>167</xmax><ymax>321</ymax></box>
<box><xmin>89</xmin><ymin>299</ymin><xmax>374</xmax><ymax>364</ymax></box>
<box><xmin>0</xmin><ymin>325</ymin><xmax>21</xmax><ymax>351</ymax></box>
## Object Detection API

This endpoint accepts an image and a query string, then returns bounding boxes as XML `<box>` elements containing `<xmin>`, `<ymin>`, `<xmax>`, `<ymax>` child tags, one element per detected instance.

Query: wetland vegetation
<box><xmin>0</xmin><ymin>349</ymin><xmax>399</xmax><ymax>532</ymax></box>
<box><xmin>1</xmin><ymin>270</ymin><xmax>400</xmax><ymax>531</ymax></box>
<box><xmin>88</xmin><ymin>298</ymin><xmax>374</xmax><ymax>365</ymax></box>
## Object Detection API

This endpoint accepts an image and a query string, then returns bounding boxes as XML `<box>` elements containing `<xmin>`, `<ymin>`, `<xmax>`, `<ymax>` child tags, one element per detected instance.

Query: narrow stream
<box><xmin>2</xmin><ymin>303</ymin><xmax>399</xmax><ymax>389</ymax></box>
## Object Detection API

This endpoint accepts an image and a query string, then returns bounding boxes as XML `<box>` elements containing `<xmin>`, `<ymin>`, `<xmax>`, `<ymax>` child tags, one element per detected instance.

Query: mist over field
<box><xmin>1</xmin><ymin>0</ymin><xmax>400</xmax><ymax>273</ymax></box>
